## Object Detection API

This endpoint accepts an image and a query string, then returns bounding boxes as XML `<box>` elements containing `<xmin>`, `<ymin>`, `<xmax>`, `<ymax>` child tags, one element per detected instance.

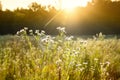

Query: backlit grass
<box><xmin>0</xmin><ymin>27</ymin><xmax>120</xmax><ymax>80</ymax></box>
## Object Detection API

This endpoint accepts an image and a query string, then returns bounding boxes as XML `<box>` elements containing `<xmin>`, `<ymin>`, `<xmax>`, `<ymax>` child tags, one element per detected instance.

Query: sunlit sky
<box><xmin>0</xmin><ymin>0</ymin><xmax>92</xmax><ymax>11</ymax></box>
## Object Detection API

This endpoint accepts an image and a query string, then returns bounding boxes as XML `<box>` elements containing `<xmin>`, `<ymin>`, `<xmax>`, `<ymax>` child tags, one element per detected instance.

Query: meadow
<box><xmin>0</xmin><ymin>27</ymin><xmax>120</xmax><ymax>80</ymax></box>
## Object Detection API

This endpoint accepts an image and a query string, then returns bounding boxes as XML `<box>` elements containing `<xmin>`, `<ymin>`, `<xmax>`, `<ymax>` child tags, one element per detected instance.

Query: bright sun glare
<box><xmin>1</xmin><ymin>0</ymin><xmax>91</xmax><ymax>11</ymax></box>
<box><xmin>61</xmin><ymin>0</ymin><xmax>90</xmax><ymax>10</ymax></box>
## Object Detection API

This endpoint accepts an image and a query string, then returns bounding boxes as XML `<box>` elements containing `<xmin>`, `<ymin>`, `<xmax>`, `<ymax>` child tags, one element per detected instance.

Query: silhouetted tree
<box><xmin>28</xmin><ymin>2</ymin><xmax>42</xmax><ymax>12</ymax></box>
<box><xmin>0</xmin><ymin>1</ymin><xmax>120</xmax><ymax>35</ymax></box>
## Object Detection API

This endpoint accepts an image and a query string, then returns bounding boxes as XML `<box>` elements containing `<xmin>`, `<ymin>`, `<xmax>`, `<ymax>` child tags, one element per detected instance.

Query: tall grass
<box><xmin>0</xmin><ymin>27</ymin><xmax>120</xmax><ymax>80</ymax></box>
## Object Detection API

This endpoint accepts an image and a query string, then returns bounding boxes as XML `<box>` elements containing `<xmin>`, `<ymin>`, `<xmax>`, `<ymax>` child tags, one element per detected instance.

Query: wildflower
<box><xmin>41</xmin><ymin>38</ymin><xmax>48</xmax><ymax>43</ymax></box>
<box><xmin>29</xmin><ymin>29</ymin><xmax>33</xmax><ymax>33</ymax></box>
<box><xmin>46</xmin><ymin>35</ymin><xmax>54</xmax><ymax>43</ymax></box>
<box><xmin>24</xmin><ymin>27</ymin><xmax>28</xmax><ymax>30</ymax></box>
<box><xmin>56</xmin><ymin>27</ymin><xmax>61</xmax><ymax>30</ymax></box>
<box><xmin>37</xmin><ymin>33</ymin><xmax>41</xmax><ymax>36</ymax></box>
<box><xmin>39</xmin><ymin>30</ymin><xmax>45</xmax><ymax>36</ymax></box>
<box><xmin>56</xmin><ymin>27</ymin><xmax>66</xmax><ymax>33</ymax></box>
<box><xmin>41</xmin><ymin>30</ymin><xmax>45</xmax><ymax>34</ymax></box>
<box><xmin>46</xmin><ymin>35</ymin><xmax>51</xmax><ymax>39</ymax></box>
<box><xmin>29</xmin><ymin>29</ymin><xmax>33</xmax><ymax>35</ymax></box>
<box><xmin>73</xmin><ymin>50</ymin><xmax>79</xmax><ymax>55</ymax></box>
<box><xmin>35</xmin><ymin>30</ymin><xmax>41</xmax><ymax>36</ymax></box>
<box><xmin>16</xmin><ymin>31</ymin><xmax>20</xmax><ymax>35</ymax></box>
<box><xmin>41</xmin><ymin>35</ymin><xmax>54</xmax><ymax>44</ymax></box>
<box><xmin>65</xmin><ymin>36</ymin><xmax>74</xmax><ymax>41</ymax></box>
<box><xmin>20</xmin><ymin>29</ymin><xmax>25</xmax><ymax>33</ymax></box>
<box><xmin>35</xmin><ymin>30</ymin><xmax>39</xmax><ymax>34</ymax></box>
<box><xmin>71</xmin><ymin>50</ymin><xmax>79</xmax><ymax>56</ymax></box>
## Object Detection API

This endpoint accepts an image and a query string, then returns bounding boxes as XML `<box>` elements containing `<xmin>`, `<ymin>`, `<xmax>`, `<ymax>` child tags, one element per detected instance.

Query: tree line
<box><xmin>0</xmin><ymin>0</ymin><xmax>120</xmax><ymax>35</ymax></box>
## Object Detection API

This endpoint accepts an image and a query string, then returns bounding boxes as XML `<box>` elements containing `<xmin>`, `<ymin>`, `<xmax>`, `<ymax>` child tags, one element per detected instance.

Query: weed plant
<box><xmin>0</xmin><ymin>27</ymin><xmax>120</xmax><ymax>80</ymax></box>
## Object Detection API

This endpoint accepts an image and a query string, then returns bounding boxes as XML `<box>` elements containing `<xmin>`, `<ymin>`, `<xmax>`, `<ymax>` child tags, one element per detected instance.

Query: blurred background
<box><xmin>0</xmin><ymin>0</ymin><xmax>120</xmax><ymax>35</ymax></box>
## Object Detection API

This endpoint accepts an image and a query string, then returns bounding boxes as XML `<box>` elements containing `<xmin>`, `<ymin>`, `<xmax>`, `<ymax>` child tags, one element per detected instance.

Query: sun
<box><xmin>61</xmin><ymin>0</ymin><xmax>76</xmax><ymax>10</ymax></box>
<box><xmin>61</xmin><ymin>0</ymin><xmax>91</xmax><ymax>11</ymax></box>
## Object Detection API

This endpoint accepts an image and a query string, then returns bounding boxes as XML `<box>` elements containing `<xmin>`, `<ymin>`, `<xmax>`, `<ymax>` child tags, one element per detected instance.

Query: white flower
<box><xmin>46</xmin><ymin>35</ymin><xmax>51</xmax><ymax>39</ymax></box>
<box><xmin>56</xmin><ymin>27</ymin><xmax>66</xmax><ymax>33</ymax></box>
<box><xmin>29</xmin><ymin>29</ymin><xmax>33</xmax><ymax>33</ymax></box>
<box><xmin>65</xmin><ymin>36</ymin><xmax>74</xmax><ymax>41</ymax></box>
<box><xmin>41</xmin><ymin>38</ymin><xmax>48</xmax><ymax>43</ymax></box>
<box><xmin>41</xmin><ymin>30</ymin><xmax>45</xmax><ymax>34</ymax></box>
<box><xmin>35</xmin><ymin>30</ymin><xmax>39</xmax><ymax>34</ymax></box>
<box><xmin>41</xmin><ymin>35</ymin><xmax>54</xmax><ymax>44</ymax></box>
<box><xmin>16</xmin><ymin>31</ymin><xmax>20</xmax><ymax>35</ymax></box>
<box><xmin>56</xmin><ymin>27</ymin><xmax>61</xmax><ymax>30</ymax></box>
<box><xmin>37</xmin><ymin>33</ymin><xmax>41</xmax><ymax>36</ymax></box>
<box><xmin>20</xmin><ymin>29</ymin><xmax>25</xmax><ymax>33</ymax></box>
<box><xmin>24</xmin><ymin>27</ymin><xmax>28</xmax><ymax>30</ymax></box>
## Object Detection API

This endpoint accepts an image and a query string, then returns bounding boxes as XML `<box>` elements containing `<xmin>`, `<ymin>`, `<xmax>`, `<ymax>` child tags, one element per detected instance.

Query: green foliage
<box><xmin>0</xmin><ymin>27</ymin><xmax>120</xmax><ymax>80</ymax></box>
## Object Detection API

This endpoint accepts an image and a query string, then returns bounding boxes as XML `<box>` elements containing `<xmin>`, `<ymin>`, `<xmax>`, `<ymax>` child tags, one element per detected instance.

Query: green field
<box><xmin>0</xmin><ymin>27</ymin><xmax>120</xmax><ymax>80</ymax></box>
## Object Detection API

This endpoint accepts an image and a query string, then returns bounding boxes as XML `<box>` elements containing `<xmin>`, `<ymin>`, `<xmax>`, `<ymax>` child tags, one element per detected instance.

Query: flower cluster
<box><xmin>56</xmin><ymin>27</ymin><xmax>66</xmax><ymax>33</ymax></box>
